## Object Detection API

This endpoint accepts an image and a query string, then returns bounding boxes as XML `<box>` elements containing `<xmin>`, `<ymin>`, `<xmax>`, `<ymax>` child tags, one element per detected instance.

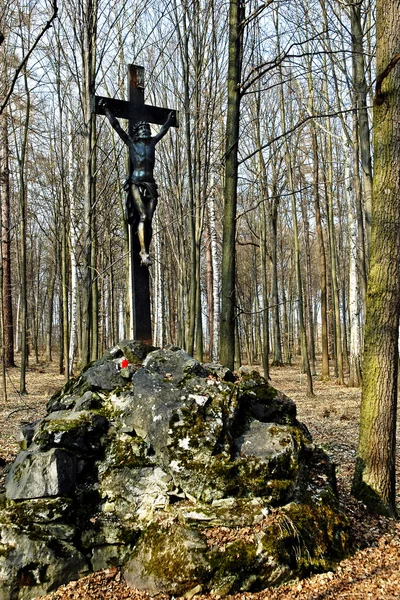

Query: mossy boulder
<box><xmin>0</xmin><ymin>342</ymin><xmax>349</xmax><ymax>599</ymax></box>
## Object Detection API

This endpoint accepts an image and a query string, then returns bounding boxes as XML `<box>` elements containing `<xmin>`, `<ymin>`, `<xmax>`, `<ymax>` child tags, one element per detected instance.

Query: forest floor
<box><xmin>1</xmin><ymin>356</ymin><xmax>400</xmax><ymax>599</ymax></box>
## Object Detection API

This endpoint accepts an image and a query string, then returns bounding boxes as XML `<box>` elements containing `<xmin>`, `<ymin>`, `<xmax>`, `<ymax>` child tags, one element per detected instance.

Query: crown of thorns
<box><xmin>132</xmin><ymin>121</ymin><xmax>150</xmax><ymax>139</ymax></box>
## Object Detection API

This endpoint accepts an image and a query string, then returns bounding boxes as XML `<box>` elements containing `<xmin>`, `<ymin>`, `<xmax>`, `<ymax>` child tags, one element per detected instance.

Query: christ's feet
<box><xmin>140</xmin><ymin>251</ymin><xmax>151</xmax><ymax>267</ymax></box>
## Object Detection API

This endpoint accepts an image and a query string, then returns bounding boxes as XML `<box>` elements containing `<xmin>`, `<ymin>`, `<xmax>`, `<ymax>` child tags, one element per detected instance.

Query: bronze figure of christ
<box><xmin>100</xmin><ymin>100</ymin><xmax>174</xmax><ymax>266</ymax></box>
<box><xmin>94</xmin><ymin>64</ymin><xmax>178</xmax><ymax>343</ymax></box>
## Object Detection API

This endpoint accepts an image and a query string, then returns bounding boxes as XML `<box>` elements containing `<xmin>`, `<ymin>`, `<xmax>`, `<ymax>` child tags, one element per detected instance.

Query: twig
<box><xmin>0</xmin><ymin>1</ymin><xmax>58</xmax><ymax>115</ymax></box>
<box><xmin>7</xmin><ymin>406</ymin><xmax>39</xmax><ymax>419</ymax></box>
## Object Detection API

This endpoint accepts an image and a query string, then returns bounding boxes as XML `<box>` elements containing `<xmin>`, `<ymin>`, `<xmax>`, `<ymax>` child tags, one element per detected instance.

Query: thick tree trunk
<box><xmin>352</xmin><ymin>0</ymin><xmax>400</xmax><ymax>516</ymax></box>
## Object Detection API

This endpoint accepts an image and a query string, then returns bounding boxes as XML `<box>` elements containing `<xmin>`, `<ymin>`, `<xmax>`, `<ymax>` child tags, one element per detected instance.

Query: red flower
<box><xmin>121</xmin><ymin>358</ymin><xmax>129</xmax><ymax>368</ymax></box>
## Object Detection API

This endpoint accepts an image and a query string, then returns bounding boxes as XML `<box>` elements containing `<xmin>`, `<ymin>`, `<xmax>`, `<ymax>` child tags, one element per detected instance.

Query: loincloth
<box><xmin>123</xmin><ymin>181</ymin><xmax>159</xmax><ymax>225</ymax></box>
<box><xmin>123</xmin><ymin>180</ymin><xmax>159</xmax><ymax>200</ymax></box>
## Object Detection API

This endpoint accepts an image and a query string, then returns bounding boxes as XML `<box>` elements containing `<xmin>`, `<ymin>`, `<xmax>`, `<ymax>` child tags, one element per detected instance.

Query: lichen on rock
<box><xmin>0</xmin><ymin>342</ymin><xmax>349</xmax><ymax>599</ymax></box>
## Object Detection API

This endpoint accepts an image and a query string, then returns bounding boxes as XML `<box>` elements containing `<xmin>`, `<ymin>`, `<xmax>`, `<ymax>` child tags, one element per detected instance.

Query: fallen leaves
<box><xmin>1</xmin><ymin>358</ymin><xmax>400</xmax><ymax>600</ymax></box>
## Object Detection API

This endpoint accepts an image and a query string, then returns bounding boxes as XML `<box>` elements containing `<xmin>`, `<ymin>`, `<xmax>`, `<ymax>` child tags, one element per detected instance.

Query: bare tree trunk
<box><xmin>153</xmin><ymin>213</ymin><xmax>164</xmax><ymax>348</ymax></box>
<box><xmin>91</xmin><ymin>209</ymin><xmax>99</xmax><ymax>361</ymax></box>
<box><xmin>18</xmin><ymin>69</ymin><xmax>30</xmax><ymax>395</ymax></box>
<box><xmin>0</xmin><ymin>140</ymin><xmax>7</xmax><ymax>399</ymax></box>
<box><xmin>300</xmin><ymin>188</ymin><xmax>317</xmax><ymax>376</ymax></box>
<box><xmin>220</xmin><ymin>0</ymin><xmax>244</xmax><ymax>370</ymax></box>
<box><xmin>81</xmin><ymin>0</ymin><xmax>97</xmax><ymax>366</ymax></box>
<box><xmin>352</xmin><ymin>111</ymin><xmax>367</xmax><ymax>307</ymax></box>
<box><xmin>207</xmin><ymin>191</ymin><xmax>219</xmax><ymax>361</ymax></box>
<box><xmin>260</xmin><ymin>206</ymin><xmax>270</xmax><ymax>379</ymax></box>
<box><xmin>311</xmin><ymin>128</ymin><xmax>329</xmax><ymax>379</ymax></box>
<box><xmin>45</xmin><ymin>263</ymin><xmax>56</xmax><ymax>363</ymax></box>
<box><xmin>351</xmin><ymin>1</ymin><xmax>373</xmax><ymax>255</ymax></box>
<box><xmin>61</xmin><ymin>211</ymin><xmax>69</xmax><ymax>377</ymax></box>
<box><xmin>344</xmin><ymin>143</ymin><xmax>362</xmax><ymax>387</ymax></box>
<box><xmin>0</xmin><ymin>110</ymin><xmax>14</xmax><ymax>367</ymax></box>
<box><xmin>325</xmin><ymin>111</ymin><xmax>344</xmax><ymax>384</ymax></box>
<box><xmin>68</xmin><ymin>114</ymin><xmax>78</xmax><ymax>375</ymax></box>
<box><xmin>0</xmin><ymin>225</ymin><xmax>6</xmax><ymax>400</ymax></box>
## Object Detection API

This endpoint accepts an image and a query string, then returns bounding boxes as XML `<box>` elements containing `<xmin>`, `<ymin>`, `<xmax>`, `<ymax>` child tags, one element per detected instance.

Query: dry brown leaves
<box><xmin>1</xmin><ymin>357</ymin><xmax>400</xmax><ymax>600</ymax></box>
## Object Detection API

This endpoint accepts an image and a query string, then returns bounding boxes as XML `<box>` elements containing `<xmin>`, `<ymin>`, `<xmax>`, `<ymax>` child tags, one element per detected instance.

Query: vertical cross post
<box><xmin>127</xmin><ymin>65</ymin><xmax>152</xmax><ymax>344</ymax></box>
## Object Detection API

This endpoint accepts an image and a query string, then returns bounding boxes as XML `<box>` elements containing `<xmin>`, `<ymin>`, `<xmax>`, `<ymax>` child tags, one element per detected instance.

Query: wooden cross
<box><xmin>93</xmin><ymin>64</ymin><xmax>178</xmax><ymax>345</ymax></box>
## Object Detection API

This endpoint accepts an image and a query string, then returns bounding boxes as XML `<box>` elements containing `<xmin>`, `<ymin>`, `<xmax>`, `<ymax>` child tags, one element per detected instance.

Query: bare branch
<box><xmin>240</xmin><ymin>29</ymin><xmax>327</xmax><ymax>95</ymax></box>
<box><xmin>0</xmin><ymin>1</ymin><xmax>58</xmax><ymax>116</ymax></box>
<box><xmin>240</xmin><ymin>0</ymin><xmax>274</xmax><ymax>29</ymax></box>
<box><xmin>239</xmin><ymin>106</ymin><xmax>365</xmax><ymax>165</ymax></box>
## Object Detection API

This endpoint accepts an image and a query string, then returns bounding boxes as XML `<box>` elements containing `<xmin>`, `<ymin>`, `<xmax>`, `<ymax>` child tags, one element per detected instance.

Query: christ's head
<box><xmin>132</xmin><ymin>121</ymin><xmax>151</xmax><ymax>140</ymax></box>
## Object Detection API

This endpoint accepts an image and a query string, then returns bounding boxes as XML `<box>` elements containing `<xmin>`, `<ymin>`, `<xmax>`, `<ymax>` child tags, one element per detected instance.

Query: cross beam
<box><xmin>94</xmin><ymin>95</ymin><xmax>178</xmax><ymax>127</ymax></box>
<box><xmin>94</xmin><ymin>64</ymin><xmax>178</xmax><ymax>344</ymax></box>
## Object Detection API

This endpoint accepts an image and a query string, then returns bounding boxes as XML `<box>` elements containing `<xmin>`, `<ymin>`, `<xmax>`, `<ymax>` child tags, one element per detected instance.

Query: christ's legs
<box><xmin>130</xmin><ymin>186</ymin><xmax>157</xmax><ymax>266</ymax></box>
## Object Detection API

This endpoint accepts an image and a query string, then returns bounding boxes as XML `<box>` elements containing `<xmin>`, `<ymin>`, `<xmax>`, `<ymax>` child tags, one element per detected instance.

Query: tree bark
<box><xmin>220</xmin><ymin>0</ymin><xmax>244</xmax><ymax>370</ymax></box>
<box><xmin>352</xmin><ymin>0</ymin><xmax>400</xmax><ymax>516</ymax></box>
<box><xmin>18</xmin><ymin>69</ymin><xmax>30</xmax><ymax>395</ymax></box>
<box><xmin>350</xmin><ymin>1</ymin><xmax>373</xmax><ymax>256</ymax></box>
<box><xmin>68</xmin><ymin>113</ymin><xmax>78</xmax><ymax>375</ymax></box>
<box><xmin>325</xmin><ymin>112</ymin><xmax>344</xmax><ymax>384</ymax></box>
<box><xmin>81</xmin><ymin>0</ymin><xmax>97</xmax><ymax>366</ymax></box>
<box><xmin>344</xmin><ymin>143</ymin><xmax>362</xmax><ymax>387</ymax></box>
<box><xmin>0</xmin><ymin>110</ymin><xmax>14</xmax><ymax>367</ymax></box>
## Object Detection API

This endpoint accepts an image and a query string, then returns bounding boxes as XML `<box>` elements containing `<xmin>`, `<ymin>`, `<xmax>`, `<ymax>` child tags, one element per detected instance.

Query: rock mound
<box><xmin>0</xmin><ymin>343</ymin><xmax>349</xmax><ymax>599</ymax></box>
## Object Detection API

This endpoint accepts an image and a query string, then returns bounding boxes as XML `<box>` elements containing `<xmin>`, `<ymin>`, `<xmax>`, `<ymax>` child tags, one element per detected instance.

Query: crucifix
<box><xmin>94</xmin><ymin>64</ymin><xmax>178</xmax><ymax>344</ymax></box>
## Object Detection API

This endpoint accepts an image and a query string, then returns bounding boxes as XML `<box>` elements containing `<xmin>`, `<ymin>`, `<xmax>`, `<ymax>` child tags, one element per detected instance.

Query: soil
<box><xmin>0</xmin><ymin>356</ymin><xmax>399</xmax><ymax>600</ymax></box>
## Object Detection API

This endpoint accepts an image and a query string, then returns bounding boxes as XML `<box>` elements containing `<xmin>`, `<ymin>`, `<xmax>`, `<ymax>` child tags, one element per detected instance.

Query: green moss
<box><xmin>119</xmin><ymin>347</ymin><xmax>143</xmax><ymax>365</ymax></box>
<box><xmin>137</xmin><ymin>524</ymin><xmax>209</xmax><ymax>584</ymax></box>
<box><xmin>234</xmin><ymin>458</ymin><xmax>295</xmax><ymax>503</ymax></box>
<box><xmin>103</xmin><ymin>434</ymin><xmax>149</xmax><ymax>470</ymax></box>
<box><xmin>47</xmin><ymin>377</ymin><xmax>78</xmax><ymax>406</ymax></box>
<box><xmin>239</xmin><ymin>370</ymin><xmax>266</xmax><ymax>386</ymax></box>
<box><xmin>41</xmin><ymin>413</ymin><xmax>90</xmax><ymax>434</ymax></box>
<box><xmin>80</xmin><ymin>514</ymin><xmax>140</xmax><ymax>549</ymax></box>
<box><xmin>3</xmin><ymin>498</ymin><xmax>74</xmax><ymax>529</ymax></box>
<box><xmin>250</xmin><ymin>384</ymin><xmax>279</xmax><ymax>401</ymax></box>
<box><xmin>261</xmin><ymin>503</ymin><xmax>349</xmax><ymax>575</ymax></box>
<box><xmin>0</xmin><ymin>543</ymin><xmax>15</xmax><ymax>557</ymax></box>
<box><xmin>92</xmin><ymin>405</ymin><xmax>114</xmax><ymax>420</ymax></box>
<box><xmin>208</xmin><ymin>538</ymin><xmax>257</xmax><ymax>582</ymax></box>
<box><xmin>352</xmin><ymin>458</ymin><xmax>396</xmax><ymax>517</ymax></box>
